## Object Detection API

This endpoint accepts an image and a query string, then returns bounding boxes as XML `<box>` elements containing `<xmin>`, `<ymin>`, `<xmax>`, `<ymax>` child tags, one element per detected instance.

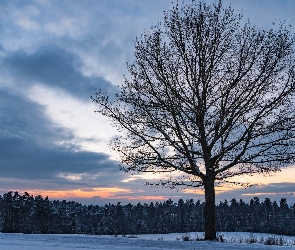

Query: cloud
<box><xmin>252</xmin><ymin>182</ymin><xmax>295</xmax><ymax>193</ymax></box>
<box><xmin>3</xmin><ymin>46</ymin><xmax>117</xmax><ymax>100</ymax></box>
<box><xmin>0</xmin><ymin>89</ymin><xmax>59</xmax><ymax>143</ymax></box>
<box><xmin>16</xmin><ymin>16</ymin><xmax>41</xmax><ymax>31</ymax></box>
<box><xmin>0</xmin><ymin>136</ymin><xmax>114</xmax><ymax>179</ymax></box>
<box><xmin>0</xmin><ymin>89</ymin><xmax>122</xmax><ymax>187</ymax></box>
<box><xmin>215</xmin><ymin>182</ymin><xmax>295</xmax><ymax>203</ymax></box>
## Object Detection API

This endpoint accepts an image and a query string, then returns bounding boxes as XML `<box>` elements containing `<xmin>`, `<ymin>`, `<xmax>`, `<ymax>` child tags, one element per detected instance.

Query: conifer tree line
<box><xmin>0</xmin><ymin>191</ymin><xmax>294</xmax><ymax>236</ymax></box>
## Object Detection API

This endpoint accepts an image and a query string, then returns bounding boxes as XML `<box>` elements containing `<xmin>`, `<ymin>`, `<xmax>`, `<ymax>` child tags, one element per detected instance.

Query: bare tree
<box><xmin>93</xmin><ymin>0</ymin><xmax>295</xmax><ymax>240</ymax></box>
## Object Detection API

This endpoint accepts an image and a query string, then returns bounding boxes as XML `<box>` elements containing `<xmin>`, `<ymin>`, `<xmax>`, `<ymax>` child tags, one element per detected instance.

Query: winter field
<box><xmin>0</xmin><ymin>232</ymin><xmax>295</xmax><ymax>250</ymax></box>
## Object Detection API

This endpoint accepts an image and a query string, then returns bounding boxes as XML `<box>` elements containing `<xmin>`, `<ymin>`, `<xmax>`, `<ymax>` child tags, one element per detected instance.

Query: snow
<box><xmin>0</xmin><ymin>232</ymin><xmax>294</xmax><ymax>250</ymax></box>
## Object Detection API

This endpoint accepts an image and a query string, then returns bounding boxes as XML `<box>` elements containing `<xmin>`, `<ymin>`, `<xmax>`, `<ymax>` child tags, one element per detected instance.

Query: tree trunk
<box><xmin>204</xmin><ymin>177</ymin><xmax>216</xmax><ymax>240</ymax></box>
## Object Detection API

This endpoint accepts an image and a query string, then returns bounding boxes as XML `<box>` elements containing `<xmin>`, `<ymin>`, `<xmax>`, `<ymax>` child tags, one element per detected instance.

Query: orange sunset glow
<box><xmin>7</xmin><ymin>164</ymin><xmax>293</xmax><ymax>204</ymax></box>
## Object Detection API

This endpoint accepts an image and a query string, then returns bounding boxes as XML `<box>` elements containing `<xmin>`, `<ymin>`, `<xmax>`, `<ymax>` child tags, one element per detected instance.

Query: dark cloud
<box><xmin>0</xmin><ymin>89</ymin><xmax>60</xmax><ymax>142</ymax></box>
<box><xmin>0</xmin><ymin>89</ymin><xmax>121</xmax><ymax>185</ymax></box>
<box><xmin>252</xmin><ymin>182</ymin><xmax>295</xmax><ymax>194</ymax></box>
<box><xmin>0</xmin><ymin>135</ymin><xmax>116</xmax><ymax>178</ymax></box>
<box><xmin>216</xmin><ymin>182</ymin><xmax>295</xmax><ymax>203</ymax></box>
<box><xmin>2</xmin><ymin>47</ymin><xmax>117</xmax><ymax>100</ymax></box>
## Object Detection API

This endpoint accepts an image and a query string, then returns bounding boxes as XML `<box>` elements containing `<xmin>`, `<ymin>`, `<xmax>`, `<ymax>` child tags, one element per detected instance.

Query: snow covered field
<box><xmin>0</xmin><ymin>232</ymin><xmax>294</xmax><ymax>250</ymax></box>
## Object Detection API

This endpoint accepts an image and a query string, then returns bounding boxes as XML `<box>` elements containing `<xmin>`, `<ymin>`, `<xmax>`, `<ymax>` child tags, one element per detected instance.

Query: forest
<box><xmin>0</xmin><ymin>191</ymin><xmax>294</xmax><ymax>236</ymax></box>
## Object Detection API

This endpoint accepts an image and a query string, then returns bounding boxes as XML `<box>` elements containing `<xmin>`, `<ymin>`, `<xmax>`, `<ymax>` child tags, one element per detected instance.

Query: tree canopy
<box><xmin>93</xmin><ymin>0</ymin><xmax>295</xmax><ymax>240</ymax></box>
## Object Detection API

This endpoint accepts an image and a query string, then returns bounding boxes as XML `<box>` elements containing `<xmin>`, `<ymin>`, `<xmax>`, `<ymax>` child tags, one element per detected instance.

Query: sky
<box><xmin>0</xmin><ymin>0</ymin><xmax>295</xmax><ymax>206</ymax></box>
